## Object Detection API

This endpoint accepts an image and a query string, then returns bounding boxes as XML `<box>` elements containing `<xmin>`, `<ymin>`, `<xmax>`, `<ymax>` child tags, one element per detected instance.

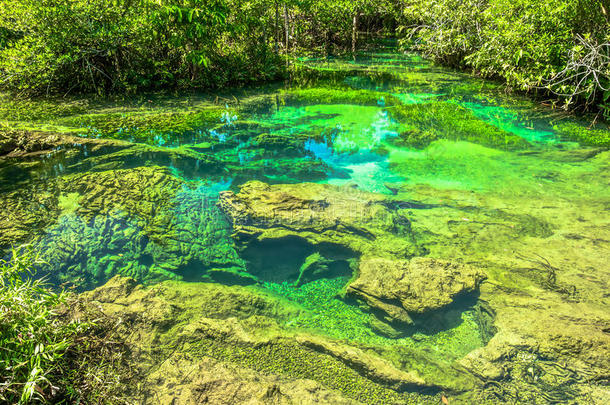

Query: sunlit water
<box><xmin>1</xmin><ymin>51</ymin><xmax>609</xmax><ymax>400</ymax></box>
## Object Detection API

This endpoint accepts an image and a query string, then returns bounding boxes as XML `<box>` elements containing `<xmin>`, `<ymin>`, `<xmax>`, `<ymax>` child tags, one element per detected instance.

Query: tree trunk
<box><xmin>283</xmin><ymin>4</ymin><xmax>289</xmax><ymax>53</ymax></box>
<box><xmin>274</xmin><ymin>2</ymin><xmax>279</xmax><ymax>55</ymax></box>
<box><xmin>352</xmin><ymin>13</ymin><xmax>358</xmax><ymax>61</ymax></box>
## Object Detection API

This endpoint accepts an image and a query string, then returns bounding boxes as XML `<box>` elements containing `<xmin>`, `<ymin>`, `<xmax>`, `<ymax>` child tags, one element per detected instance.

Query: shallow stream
<box><xmin>1</xmin><ymin>52</ymin><xmax>609</xmax><ymax>403</ymax></box>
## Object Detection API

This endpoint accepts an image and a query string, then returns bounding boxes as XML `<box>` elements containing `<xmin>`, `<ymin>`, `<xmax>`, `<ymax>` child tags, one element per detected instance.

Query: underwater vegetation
<box><xmin>388</xmin><ymin>101</ymin><xmax>531</xmax><ymax>150</ymax></box>
<box><xmin>281</xmin><ymin>86</ymin><xmax>403</xmax><ymax>107</ymax></box>
<box><xmin>1</xmin><ymin>51</ymin><xmax>609</xmax><ymax>404</ymax></box>
<box><xmin>553</xmin><ymin>121</ymin><xmax>610</xmax><ymax>147</ymax></box>
<box><xmin>65</xmin><ymin>109</ymin><xmax>224</xmax><ymax>145</ymax></box>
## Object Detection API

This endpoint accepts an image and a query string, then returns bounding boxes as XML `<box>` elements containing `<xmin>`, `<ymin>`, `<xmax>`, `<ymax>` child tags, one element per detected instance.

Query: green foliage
<box><xmin>0</xmin><ymin>247</ymin><xmax>133</xmax><ymax>403</ymax></box>
<box><xmin>0</xmin><ymin>0</ymin><xmax>404</xmax><ymax>96</ymax></box>
<box><xmin>0</xmin><ymin>247</ymin><xmax>75</xmax><ymax>403</ymax></box>
<box><xmin>0</xmin><ymin>0</ymin><xmax>285</xmax><ymax>95</ymax></box>
<box><xmin>400</xmin><ymin>0</ymin><xmax>488</xmax><ymax>67</ymax></box>
<box><xmin>400</xmin><ymin>0</ymin><xmax>610</xmax><ymax>114</ymax></box>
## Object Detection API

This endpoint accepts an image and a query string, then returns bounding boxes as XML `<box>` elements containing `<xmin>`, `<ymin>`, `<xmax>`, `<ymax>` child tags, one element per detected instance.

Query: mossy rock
<box><xmin>0</xmin><ymin>187</ymin><xmax>62</xmax><ymax>247</ymax></box>
<box><xmin>73</xmin><ymin>142</ymin><xmax>223</xmax><ymax>174</ymax></box>
<box><xmin>84</xmin><ymin>276</ymin><xmax>472</xmax><ymax>403</ymax></box>
<box><xmin>228</xmin><ymin>157</ymin><xmax>332</xmax><ymax>183</ymax></box>
<box><xmin>218</xmin><ymin>181</ymin><xmax>423</xmax><ymax>260</ymax></box>
<box><xmin>553</xmin><ymin>122</ymin><xmax>610</xmax><ymax>148</ymax></box>
<box><xmin>388</xmin><ymin>102</ymin><xmax>531</xmax><ymax>150</ymax></box>
<box><xmin>1</xmin><ymin>166</ymin><xmax>245</xmax><ymax>289</ymax></box>
<box><xmin>252</xmin><ymin>132</ymin><xmax>307</xmax><ymax>152</ymax></box>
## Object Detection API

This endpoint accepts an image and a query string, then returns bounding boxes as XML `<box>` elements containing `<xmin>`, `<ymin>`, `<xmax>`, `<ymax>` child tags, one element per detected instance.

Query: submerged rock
<box><xmin>348</xmin><ymin>257</ymin><xmax>485</xmax><ymax>320</ymax></box>
<box><xmin>295</xmin><ymin>252</ymin><xmax>332</xmax><ymax>287</ymax></box>
<box><xmin>83</xmin><ymin>276</ymin><xmax>475</xmax><ymax>403</ymax></box>
<box><xmin>218</xmin><ymin>181</ymin><xmax>485</xmax><ymax>326</ymax></box>
<box><xmin>0</xmin><ymin>125</ymin><xmax>131</xmax><ymax>158</ymax></box>
<box><xmin>218</xmin><ymin>180</ymin><xmax>423</xmax><ymax>259</ymax></box>
<box><xmin>0</xmin><ymin>165</ymin><xmax>245</xmax><ymax>289</ymax></box>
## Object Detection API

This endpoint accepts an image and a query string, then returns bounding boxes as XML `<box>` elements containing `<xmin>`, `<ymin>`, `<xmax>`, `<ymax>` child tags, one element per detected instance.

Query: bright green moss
<box><xmin>388</xmin><ymin>101</ymin><xmax>531</xmax><ymax>150</ymax></box>
<box><xmin>59</xmin><ymin>108</ymin><xmax>224</xmax><ymax>145</ymax></box>
<box><xmin>188</xmin><ymin>335</ymin><xmax>429</xmax><ymax>404</ymax></box>
<box><xmin>553</xmin><ymin>122</ymin><xmax>610</xmax><ymax>147</ymax></box>
<box><xmin>0</xmin><ymin>93</ymin><xmax>89</xmax><ymax>121</ymax></box>
<box><xmin>282</xmin><ymin>87</ymin><xmax>402</xmax><ymax>106</ymax></box>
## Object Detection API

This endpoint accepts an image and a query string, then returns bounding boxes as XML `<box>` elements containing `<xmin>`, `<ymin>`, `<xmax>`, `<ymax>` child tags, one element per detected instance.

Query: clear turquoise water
<box><xmin>1</xmin><ymin>51</ymin><xmax>609</xmax><ymax>376</ymax></box>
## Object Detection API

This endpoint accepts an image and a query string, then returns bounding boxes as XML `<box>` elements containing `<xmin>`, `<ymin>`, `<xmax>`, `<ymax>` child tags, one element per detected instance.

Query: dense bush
<box><xmin>0</xmin><ymin>0</ymin><xmax>398</xmax><ymax>96</ymax></box>
<box><xmin>400</xmin><ymin>0</ymin><xmax>610</xmax><ymax>116</ymax></box>
<box><xmin>0</xmin><ymin>247</ymin><xmax>133</xmax><ymax>403</ymax></box>
<box><xmin>3</xmin><ymin>0</ymin><xmax>606</xmax><ymax>119</ymax></box>
<box><xmin>0</xmin><ymin>0</ymin><xmax>285</xmax><ymax>95</ymax></box>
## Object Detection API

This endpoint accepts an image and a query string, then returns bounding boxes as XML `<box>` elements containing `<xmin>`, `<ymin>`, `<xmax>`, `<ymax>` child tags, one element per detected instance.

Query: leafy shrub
<box><xmin>0</xmin><ymin>247</ymin><xmax>133</xmax><ymax>403</ymax></box>
<box><xmin>0</xmin><ymin>0</ymin><xmax>285</xmax><ymax>95</ymax></box>
<box><xmin>400</xmin><ymin>0</ymin><xmax>610</xmax><ymax>115</ymax></box>
<box><xmin>400</xmin><ymin>0</ymin><xmax>488</xmax><ymax>67</ymax></box>
<box><xmin>0</xmin><ymin>248</ymin><xmax>69</xmax><ymax>403</ymax></box>
<box><xmin>0</xmin><ymin>0</ymin><xmax>402</xmax><ymax>96</ymax></box>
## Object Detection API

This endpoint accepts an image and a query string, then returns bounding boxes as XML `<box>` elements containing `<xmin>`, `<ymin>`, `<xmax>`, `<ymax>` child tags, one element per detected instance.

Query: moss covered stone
<box><xmin>218</xmin><ymin>181</ymin><xmax>485</xmax><ymax>327</ymax></box>
<box><xmin>83</xmin><ymin>276</ymin><xmax>476</xmax><ymax>403</ymax></box>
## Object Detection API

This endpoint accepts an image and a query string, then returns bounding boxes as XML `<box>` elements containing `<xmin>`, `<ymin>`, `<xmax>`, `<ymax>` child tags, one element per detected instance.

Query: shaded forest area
<box><xmin>0</xmin><ymin>0</ymin><xmax>608</xmax><ymax>117</ymax></box>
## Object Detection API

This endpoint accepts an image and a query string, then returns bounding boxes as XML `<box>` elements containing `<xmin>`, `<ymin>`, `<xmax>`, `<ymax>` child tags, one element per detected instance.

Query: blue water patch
<box><xmin>305</xmin><ymin>139</ymin><xmax>403</xmax><ymax>194</ymax></box>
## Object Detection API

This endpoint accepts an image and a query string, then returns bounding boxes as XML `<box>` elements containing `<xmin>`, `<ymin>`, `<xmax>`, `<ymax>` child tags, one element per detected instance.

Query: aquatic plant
<box><xmin>282</xmin><ymin>86</ymin><xmax>403</xmax><ymax>106</ymax></box>
<box><xmin>389</xmin><ymin>101</ymin><xmax>531</xmax><ymax>149</ymax></box>
<box><xmin>64</xmin><ymin>108</ymin><xmax>224</xmax><ymax>145</ymax></box>
<box><xmin>553</xmin><ymin>121</ymin><xmax>610</xmax><ymax>147</ymax></box>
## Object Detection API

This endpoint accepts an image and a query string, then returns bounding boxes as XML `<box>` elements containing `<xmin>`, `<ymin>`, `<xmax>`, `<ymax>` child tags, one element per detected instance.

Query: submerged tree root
<box><xmin>515</xmin><ymin>253</ymin><xmax>578</xmax><ymax>299</ymax></box>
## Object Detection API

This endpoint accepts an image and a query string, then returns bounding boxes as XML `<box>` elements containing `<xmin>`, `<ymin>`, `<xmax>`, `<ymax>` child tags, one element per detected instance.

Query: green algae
<box><xmin>63</xmin><ymin>108</ymin><xmax>224</xmax><ymax>145</ymax></box>
<box><xmin>189</xmin><ymin>336</ymin><xmax>429</xmax><ymax>404</ymax></box>
<box><xmin>553</xmin><ymin>121</ymin><xmax>610</xmax><ymax>147</ymax></box>
<box><xmin>263</xmin><ymin>276</ymin><xmax>485</xmax><ymax>362</ymax></box>
<box><xmin>392</xmin><ymin>92</ymin><xmax>440</xmax><ymax>105</ymax></box>
<box><xmin>388</xmin><ymin>101</ymin><xmax>531</xmax><ymax>150</ymax></box>
<box><xmin>282</xmin><ymin>86</ymin><xmax>402</xmax><ymax>106</ymax></box>
<box><xmin>0</xmin><ymin>92</ymin><xmax>89</xmax><ymax>121</ymax></box>
<box><xmin>459</xmin><ymin>101</ymin><xmax>556</xmax><ymax>143</ymax></box>
<box><xmin>265</xmin><ymin>277</ymin><xmax>381</xmax><ymax>342</ymax></box>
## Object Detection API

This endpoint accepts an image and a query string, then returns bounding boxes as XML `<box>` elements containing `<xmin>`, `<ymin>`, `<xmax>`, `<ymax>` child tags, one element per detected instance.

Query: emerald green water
<box><xmin>1</xmin><ymin>51</ymin><xmax>609</xmax><ymax>402</ymax></box>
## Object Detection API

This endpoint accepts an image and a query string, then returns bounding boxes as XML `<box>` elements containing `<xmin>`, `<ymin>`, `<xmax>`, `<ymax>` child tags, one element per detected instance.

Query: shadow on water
<box><xmin>240</xmin><ymin>235</ymin><xmax>357</xmax><ymax>284</ymax></box>
<box><xmin>341</xmin><ymin>289</ymin><xmax>496</xmax><ymax>342</ymax></box>
<box><xmin>236</xmin><ymin>235</ymin><xmax>496</xmax><ymax>343</ymax></box>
